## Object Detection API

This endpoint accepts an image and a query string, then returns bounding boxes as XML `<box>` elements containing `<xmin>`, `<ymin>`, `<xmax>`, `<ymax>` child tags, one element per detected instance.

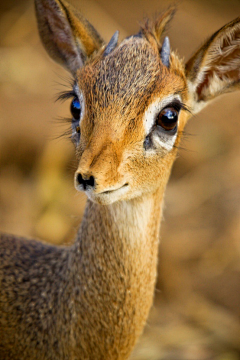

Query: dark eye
<box><xmin>156</xmin><ymin>107</ymin><xmax>179</xmax><ymax>131</ymax></box>
<box><xmin>71</xmin><ymin>97</ymin><xmax>81</xmax><ymax>120</ymax></box>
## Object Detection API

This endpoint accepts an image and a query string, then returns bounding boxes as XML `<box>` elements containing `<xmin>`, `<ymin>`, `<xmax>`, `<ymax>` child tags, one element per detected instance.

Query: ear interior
<box><xmin>186</xmin><ymin>18</ymin><xmax>240</xmax><ymax>111</ymax></box>
<box><xmin>35</xmin><ymin>0</ymin><xmax>104</xmax><ymax>74</ymax></box>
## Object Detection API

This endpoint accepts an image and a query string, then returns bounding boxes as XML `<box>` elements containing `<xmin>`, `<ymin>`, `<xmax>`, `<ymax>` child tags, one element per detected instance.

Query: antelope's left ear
<box><xmin>186</xmin><ymin>17</ymin><xmax>240</xmax><ymax>114</ymax></box>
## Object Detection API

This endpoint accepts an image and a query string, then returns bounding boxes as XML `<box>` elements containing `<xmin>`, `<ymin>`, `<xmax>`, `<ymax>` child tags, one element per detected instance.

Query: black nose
<box><xmin>76</xmin><ymin>173</ymin><xmax>95</xmax><ymax>190</ymax></box>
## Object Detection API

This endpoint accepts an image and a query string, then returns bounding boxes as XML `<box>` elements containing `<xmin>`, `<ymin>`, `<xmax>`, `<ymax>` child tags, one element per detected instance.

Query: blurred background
<box><xmin>0</xmin><ymin>0</ymin><xmax>240</xmax><ymax>359</ymax></box>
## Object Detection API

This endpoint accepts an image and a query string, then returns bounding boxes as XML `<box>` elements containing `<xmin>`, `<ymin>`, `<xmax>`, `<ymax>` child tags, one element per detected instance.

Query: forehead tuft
<box><xmin>77</xmin><ymin>35</ymin><xmax>187</xmax><ymax>125</ymax></box>
<box><xmin>78</xmin><ymin>37</ymin><xmax>166</xmax><ymax>112</ymax></box>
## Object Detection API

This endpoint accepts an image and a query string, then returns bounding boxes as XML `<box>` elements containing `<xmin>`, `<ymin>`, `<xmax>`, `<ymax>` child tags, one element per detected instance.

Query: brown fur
<box><xmin>35</xmin><ymin>0</ymin><xmax>104</xmax><ymax>73</ymax></box>
<box><xmin>0</xmin><ymin>1</ymin><xmax>239</xmax><ymax>359</ymax></box>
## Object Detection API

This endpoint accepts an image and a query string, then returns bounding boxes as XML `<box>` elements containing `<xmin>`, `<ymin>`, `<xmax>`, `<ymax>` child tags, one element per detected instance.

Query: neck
<box><xmin>69</xmin><ymin>187</ymin><xmax>164</xmax><ymax>359</ymax></box>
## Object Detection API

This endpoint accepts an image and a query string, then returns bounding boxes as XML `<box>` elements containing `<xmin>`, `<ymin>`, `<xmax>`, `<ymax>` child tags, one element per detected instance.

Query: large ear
<box><xmin>186</xmin><ymin>17</ymin><xmax>240</xmax><ymax>114</ymax></box>
<box><xmin>34</xmin><ymin>0</ymin><xmax>104</xmax><ymax>75</ymax></box>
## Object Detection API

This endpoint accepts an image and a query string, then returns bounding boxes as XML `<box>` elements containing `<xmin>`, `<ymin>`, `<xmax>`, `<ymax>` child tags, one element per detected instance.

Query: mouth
<box><xmin>101</xmin><ymin>183</ymin><xmax>129</xmax><ymax>195</ymax></box>
<box><xmin>87</xmin><ymin>183</ymin><xmax>130</xmax><ymax>205</ymax></box>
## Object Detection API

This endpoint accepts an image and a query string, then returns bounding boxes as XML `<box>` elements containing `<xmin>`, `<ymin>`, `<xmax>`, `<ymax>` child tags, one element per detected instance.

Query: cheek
<box><xmin>126</xmin><ymin>156</ymin><xmax>160</xmax><ymax>188</ymax></box>
<box><xmin>126</xmin><ymin>151</ymin><xmax>176</xmax><ymax>193</ymax></box>
<box><xmin>76</xmin><ymin>142</ymin><xmax>85</xmax><ymax>160</ymax></box>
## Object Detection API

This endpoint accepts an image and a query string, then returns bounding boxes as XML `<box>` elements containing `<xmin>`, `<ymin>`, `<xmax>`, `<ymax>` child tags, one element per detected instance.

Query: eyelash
<box><xmin>56</xmin><ymin>89</ymin><xmax>77</xmax><ymax>102</ymax></box>
<box><xmin>162</xmin><ymin>100</ymin><xmax>190</xmax><ymax>113</ymax></box>
<box><xmin>56</xmin><ymin>87</ymin><xmax>81</xmax><ymax>144</ymax></box>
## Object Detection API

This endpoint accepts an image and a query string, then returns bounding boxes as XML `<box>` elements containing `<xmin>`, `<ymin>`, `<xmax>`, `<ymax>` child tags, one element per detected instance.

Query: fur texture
<box><xmin>0</xmin><ymin>1</ymin><xmax>239</xmax><ymax>359</ymax></box>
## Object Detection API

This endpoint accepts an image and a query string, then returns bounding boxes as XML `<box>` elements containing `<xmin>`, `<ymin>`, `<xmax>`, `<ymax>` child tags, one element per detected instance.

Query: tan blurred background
<box><xmin>0</xmin><ymin>0</ymin><xmax>240</xmax><ymax>359</ymax></box>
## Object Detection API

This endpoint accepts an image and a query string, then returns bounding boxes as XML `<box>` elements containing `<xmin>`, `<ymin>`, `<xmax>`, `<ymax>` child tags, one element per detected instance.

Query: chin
<box><xmin>85</xmin><ymin>185</ymin><xmax>135</xmax><ymax>205</ymax></box>
<box><xmin>87</xmin><ymin>193</ymin><xmax>119</xmax><ymax>205</ymax></box>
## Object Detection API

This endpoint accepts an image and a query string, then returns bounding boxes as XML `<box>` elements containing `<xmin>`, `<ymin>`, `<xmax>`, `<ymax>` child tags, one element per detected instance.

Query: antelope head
<box><xmin>35</xmin><ymin>0</ymin><xmax>240</xmax><ymax>205</ymax></box>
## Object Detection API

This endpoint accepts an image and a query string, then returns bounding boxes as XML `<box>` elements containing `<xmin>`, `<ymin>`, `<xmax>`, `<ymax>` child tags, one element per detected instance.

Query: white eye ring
<box><xmin>143</xmin><ymin>94</ymin><xmax>182</xmax><ymax>151</ymax></box>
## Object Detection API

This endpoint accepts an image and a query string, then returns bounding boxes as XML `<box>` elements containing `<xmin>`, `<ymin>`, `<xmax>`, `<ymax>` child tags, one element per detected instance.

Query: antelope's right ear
<box><xmin>34</xmin><ymin>0</ymin><xmax>104</xmax><ymax>75</ymax></box>
<box><xmin>186</xmin><ymin>17</ymin><xmax>240</xmax><ymax>114</ymax></box>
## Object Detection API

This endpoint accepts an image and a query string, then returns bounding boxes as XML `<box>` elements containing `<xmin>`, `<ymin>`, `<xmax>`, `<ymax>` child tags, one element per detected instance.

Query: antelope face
<box><xmin>73</xmin><ymin>37</ymin><xmax>189</xmax><ymax>205</ymax></box>
<box><xmin>35</xmin><ymin>0</ymin><xmax>240</xmax><ymax>205</ymax></box>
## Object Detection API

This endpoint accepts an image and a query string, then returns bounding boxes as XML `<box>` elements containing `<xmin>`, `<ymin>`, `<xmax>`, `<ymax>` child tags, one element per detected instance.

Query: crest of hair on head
<box><xmin>140</xmin><ymin>6</ymin><xmax>176</xmax><ymax>47</ymax></box>
<box><xmin>139</xmin><ymin>6</ymin><xmax>186</xmax><ymax>82</ymax></box>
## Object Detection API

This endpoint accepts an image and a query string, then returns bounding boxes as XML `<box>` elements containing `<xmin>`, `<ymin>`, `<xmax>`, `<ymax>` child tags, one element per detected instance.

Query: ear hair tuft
<box><xmin>104</xmin><ymin>31</ymin><xmax>119</xmax><ymax>56</ymax></box>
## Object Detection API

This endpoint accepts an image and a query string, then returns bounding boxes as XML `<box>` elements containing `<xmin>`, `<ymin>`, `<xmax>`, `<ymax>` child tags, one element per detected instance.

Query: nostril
<box><xmin>88</xmin><ymin>176</ymin><xmax>95</xmax><ymax>188</ymax></box>
<box><xmin>76</xmin><ymin>173</ymin><xmax>95</xmax><ymax>190</ymax></box>
<box><xmin>76</xmin><ymin>173</ymin><xmax>83</xmax><ymax>186</ymax></box>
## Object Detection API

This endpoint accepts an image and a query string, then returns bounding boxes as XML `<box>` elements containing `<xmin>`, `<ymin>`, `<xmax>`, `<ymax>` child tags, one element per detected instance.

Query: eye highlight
<box><xmin>70</xmin><ymin>95</ymin><xmax>82</xmax><ymax>145</ymax></box>
<box><xmin>156</xmin><ymin>107</ymin><xmax>179</xmax><ymax>131</ymax></box>
<box><xmin>71</xmin><ymin>97</ymin><xmax>81</xmax><ymax>120</ymax></box>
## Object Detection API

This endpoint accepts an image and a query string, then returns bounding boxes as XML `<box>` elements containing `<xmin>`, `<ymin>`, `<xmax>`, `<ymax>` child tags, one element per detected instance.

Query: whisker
<box><xmin>66</xmin><ymin>159</ymin><xmax>79</xmax><ymax>173</ymax></box>
<box><xmin>181</xmin><ymin>130</ymin><xmax>196</xmax><ymax>137</ymax></box>
<box><xmin>181</xmin><ymin>102</ymin><xmax>192</xmax><ymax>114</ymax></box>
<box><xmin>50</xmin><ymin>129</ymin><xmax>73</xmax><ymax>142</ymax></box>
<box><xmin>173</xmin><ymin>144</ymin><xmax>192</xmax><ymax>152</ymax></box>
<box><xmin>52</xmin><ymin>71</ymin><xmax>74</xmax><ymax>88</ymax></box>
<box><xmin>51</xmin><ymin>116</ymin><xmax>72</xmax><ymax>125</ymax></box>
<box><xmin>173</xmin><ymin>129</ymin><xmax>197</xmax><ymax>152</ymax></box>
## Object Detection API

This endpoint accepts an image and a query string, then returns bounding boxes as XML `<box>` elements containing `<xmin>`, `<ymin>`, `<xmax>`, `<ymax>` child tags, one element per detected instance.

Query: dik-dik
<box><xmin>0</xmin><ymin>0</ymin><xmax>239</xmax><ymax>359</ymax></box>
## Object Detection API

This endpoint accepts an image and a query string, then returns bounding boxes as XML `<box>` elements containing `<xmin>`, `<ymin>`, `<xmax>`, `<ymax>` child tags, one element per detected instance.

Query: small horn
<box><xmin>160</xmin><ymin>36</ymin><xmax>170</xmax><ymax>68</ymax></box>
<box><xmin>104</xmin><ymin>31</ymin><xmax>119</xmax><ymax>56</ymax></box>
